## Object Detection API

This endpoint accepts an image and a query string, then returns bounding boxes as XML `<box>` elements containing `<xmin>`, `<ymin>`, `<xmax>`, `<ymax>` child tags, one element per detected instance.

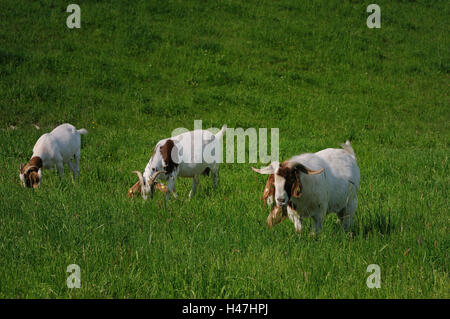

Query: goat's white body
<box><xmin>143</xmin><ymin>129</ymin><xmax>221</xmax><ymax>181</ymax></box>
<box><xmin>286</xmin><ymin>145</ymin><xmax>360</xmax><ymax>233</ymax></box>
<box><xmin>32</xmin><ymin>123</ymin><xmax>87</xmax><ymax>178</ymax></box>
<box><xmin>139</xmin><ymin>126</ymin><xmax>226</xmax><ymax>201</ymax></box>
<box><xmin>289</xmin><ymin>147</ymin><xmax>360</xmax><ymax>216</ymax></box>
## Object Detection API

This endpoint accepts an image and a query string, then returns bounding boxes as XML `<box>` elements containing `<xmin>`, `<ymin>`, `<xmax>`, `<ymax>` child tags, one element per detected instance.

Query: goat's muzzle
<box><xmin>128</xmin><ymin>170</ymin><xmax>164</xmax><ymax>198</ymax></box>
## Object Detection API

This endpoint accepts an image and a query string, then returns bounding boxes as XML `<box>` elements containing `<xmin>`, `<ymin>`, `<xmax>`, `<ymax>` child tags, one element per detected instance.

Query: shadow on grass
<box><xmin>353</xmin><ymin>212</ymin><xmax>396</xmax><ymax>238</ymax></box>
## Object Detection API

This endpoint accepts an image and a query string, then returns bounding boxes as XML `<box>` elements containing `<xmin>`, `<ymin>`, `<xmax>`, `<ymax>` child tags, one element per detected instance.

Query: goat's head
<box><xmin>252</xmin><ymin>161</ymin><xmax>324</xmax><ymax>208</ymax></box>
<box><xmin>19</xmin><ymin>156</ymin><xmax>43</xmax><ymax>189</ymax></box>
<box><xmin>147</xmin><ymin>139</ymin><xmax>180</xmax><ymax>181</ymax></box>
<box><xmin>128</xmin><ymin>139</ymin><xmax>179</xmax><ymax>199</ymax></box>
<box><xmin>128</xmin><ymin>170</ymin><xmax>164</xmax><ymax>199</ymax></box>
<box><xmin>127</xmin><ymin>177</ymin><xmax>168</xmax><ymax>198</ymax></box>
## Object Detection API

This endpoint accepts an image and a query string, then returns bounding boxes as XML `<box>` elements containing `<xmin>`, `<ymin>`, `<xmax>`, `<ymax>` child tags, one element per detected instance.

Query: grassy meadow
<box><xmin>0</xmin><ymin>0</ymin><xmax>448</xmax><ymax>298</ymax></box>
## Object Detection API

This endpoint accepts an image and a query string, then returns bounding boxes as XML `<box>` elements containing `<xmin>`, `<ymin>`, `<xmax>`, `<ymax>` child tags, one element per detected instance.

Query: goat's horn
<box><xmin>307</xmin><ymin>168</ymin><xmax>324</xmax><ymax>175</ymax></box>
<box><xmin>132</xmin><ymin>171</ymin><xmax>145</xmax><ymax>186</ymax></box>
<box><xmin>149</xmin><ymin>171</ymin><xmax>161</xmax><ymax>184</ymax></box>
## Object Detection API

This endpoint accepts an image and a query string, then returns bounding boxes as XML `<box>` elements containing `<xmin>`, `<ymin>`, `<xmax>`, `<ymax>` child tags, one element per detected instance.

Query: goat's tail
<box><xmin>77</xmin><ymin>128</ymin><xmax>88</xmax><ymax>135</ymax></box>
<box><xmin>340</xmin><ymin>140</ymin><xmax>355</xmax><ymax>156</ymax></box>
<box><xmin>215</xmin><ymin>125</ymin><xmax>227</xmax><ymax>140</ymax></box>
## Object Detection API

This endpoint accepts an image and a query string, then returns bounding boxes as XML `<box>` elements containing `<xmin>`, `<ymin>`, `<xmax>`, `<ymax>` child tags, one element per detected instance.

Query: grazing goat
<box><xmin>253</xmin><ymin>141</ymin><xmax>360</xmax><ymax>234</ymax></box>
<box><xmin>129</xmin><ymin>125</ymin><xmax>226</xmax><ymax>203</ymax></box>
<box><xmin>20</xmin><ymin>123</ymin><xmax>88</xmax><ymax>188</ymax></box>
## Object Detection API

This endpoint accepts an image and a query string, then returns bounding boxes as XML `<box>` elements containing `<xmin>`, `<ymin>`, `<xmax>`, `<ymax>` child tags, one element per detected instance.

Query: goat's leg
<box><xmin>68</xmin><ymin>160</ymin><xmax>76</xmax><ymax>181</ymax></box>
<box><xmin>339</xmin><ymin>184</ymin><xmax>357</xmax><ymax>231</ymax></box>
<box><xmin>56</xmin><ymin>162</ymin><xmax>64</xmax><ymax>179</ymax></box>
<box><xmin>171</xmin><ymin>184</ymin><xmax>178</xmax><ymax>198</ymax></box>
<box><xmin>339</xmin><ymin>210</ymin><xmax>354</xmax><ymax>232</ymax></box>
<box><xmin>311</xmin><ymin>214</ymin><xmax>325</xmax><ymax>235</ymax></box>
<box><xmin>293</xmin><ymin>216</ymin><xmax>303</xmax><ymax>234</ymax></box>
<box><xmin>340</xmin><ymin>205</ymin><xmax>356</xmax><ymax>232</ymax></box>
<box><xmin>287</xmin><ymin>206</ymin><xmax>302</xmax><ymax>234</ymax></box>
<box><xmin>74</xmin><ymin>151</ymin><xmax>81</xmax><ymax>179</ymax></box>
<box><xmin>310</xmin><ymin>203</ymin><xmax>327</xmax><ymax>235</ymax></box>
<box><xmin>212</xmin><ymin>168</ymin><xmax>219</xmax><ymax>189</ymax></box>
<box><xmin>165</xmin><ymin>174</ymin><xmax>177</xmax><ymax>204</ymax></box>
<box><xmin>189</xmin><ymin>175</ymin><xmax>200</xmax><ymax>199</ymax></box>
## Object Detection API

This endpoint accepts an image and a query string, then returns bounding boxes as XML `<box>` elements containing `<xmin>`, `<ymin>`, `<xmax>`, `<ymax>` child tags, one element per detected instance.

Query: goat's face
<box><xmin>273</xmin><ymin>166</ymin><xmax>297</xmax><ymax>207</ymax></box>
<box><xmin>19</xmin><ymin>157</ymin><xmax>42</xmax><ymax>189</ymax></box>
<box><xmin>128</xmin><ymin>170</ymin><xmax>168</xmax><ymax>199</ymax></box>
<box><xmin>127</xmin><ymin>179</ymin><xmax>162</xmax><ymax>199</ymax></box>
<box><xmin>253</xmin><ymin>161</ymin><xmax>324</xmax><ymax>208</ymax></box>
<box><xmin>142</xmin><ymin>158</ymin><xmax>171</xmax><ymax>198</ymax></box>
<box><xmin>19</xmin><ymin>166</ymin><xmax>42</xmax><ymax>188</ymax></box>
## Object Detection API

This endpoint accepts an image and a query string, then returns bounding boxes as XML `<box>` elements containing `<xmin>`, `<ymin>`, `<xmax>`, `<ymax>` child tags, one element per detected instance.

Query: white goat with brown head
<box><xmin>20</xmin><ymin>123</ymin><xmax>88</xmax><ymax>188</ymax></box>
<box><xmin>128</xmin><ymin>125</ymin><xmax>226</xmax><ymax>203</ymax></box>
<box><xmin>253</xmin><ymin>141</ymin><xmax>360</xmax><ymax>234</ymax></box>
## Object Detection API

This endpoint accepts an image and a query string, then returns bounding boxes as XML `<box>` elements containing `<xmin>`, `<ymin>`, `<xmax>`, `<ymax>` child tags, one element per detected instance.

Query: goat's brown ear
<box><xmin>154</xmin><ymin>183</ymin><xmax>168</xmax><ymax>193</ymax></box>
<box><xmin>291</xmin><ymin>164</ymin><xmax>323</xmax><ymax>198</ymax></box>
<box><xmin>291</xmin><ymin>170</ymin><xmax>303</xmax><ymax>198</ymax></box>
<box><xmin>20</xmin><ymin>163</ymin><xmax>24</xmax><ymax>173</ymax></box>
<box><xmin>128</xmin><ymin>181</ymin><xmax>141</xmax><ymax>198</ymax></box>
<box><xmin>261</xmin><ymin>174</ymin><xmax>275</xmax><ymax>201</ymax></box>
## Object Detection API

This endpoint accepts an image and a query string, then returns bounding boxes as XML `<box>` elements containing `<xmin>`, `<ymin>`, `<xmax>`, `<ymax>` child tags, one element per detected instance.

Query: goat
<box><xmin>253</xmin><ymin>141</ymin><xmax>360</xmax><ymax>234</ymax></box>
<box><xmin>20</xmin><ymin>123</ymin><xmax>88</xmax><ymax>188</ymax></box>
<box><xmin>129</xmin><ymin>125</ymin><xmax>226</xmax><ymax>203</ymax></box>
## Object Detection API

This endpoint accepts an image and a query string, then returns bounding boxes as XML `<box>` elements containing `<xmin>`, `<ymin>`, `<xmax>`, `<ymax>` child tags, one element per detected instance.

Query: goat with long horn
<box><xmin>127</xmin><ymin>125</ymin><xmax>226</xmax><ymax>203</ymax></box>
<box><xmin>253</xmin><ymin>141</ymin><xmax>360</xmax><ymax>234</ymax></box>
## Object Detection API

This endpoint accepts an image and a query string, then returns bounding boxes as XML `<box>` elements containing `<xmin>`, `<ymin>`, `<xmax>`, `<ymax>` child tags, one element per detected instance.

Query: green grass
<box><xmin>0</xmin><ymin>0</ymin><xmax>448</xmax><ymax>298</ymax></box>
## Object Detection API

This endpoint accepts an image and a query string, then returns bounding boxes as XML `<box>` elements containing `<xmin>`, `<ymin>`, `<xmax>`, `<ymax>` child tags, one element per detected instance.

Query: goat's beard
<box><xmin>267</xmin><ymin>205</ymin><xmax>287</xmax><ymax>228</ymax></box>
